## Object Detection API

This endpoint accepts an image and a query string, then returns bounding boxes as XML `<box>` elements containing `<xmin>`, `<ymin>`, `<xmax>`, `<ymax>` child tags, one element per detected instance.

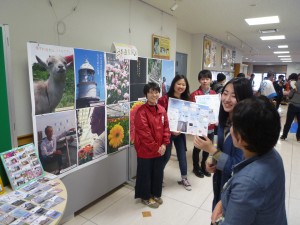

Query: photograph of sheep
<box><xmin>106</xmin><ymin>103</ymin><xmax>129</xmax><ymax>154</ymax></box>
<box><xmin>105</xmin><ymin>53</ymin><xmax>130</xmax><ymax>105</ymax></box>
<box><xmin>27</xmin><ymin>43</ymin><xmax>75</xmax><ymax>115</ymax></box>
<box><xmin>34</xmin><ymin>110</ymin><xmax>78</xmax><ymax>175</ymax></box>
<box><xmin>74</xmin><ymin>48</ymin><xmax>106</xmax><ymax>109</ymax></box>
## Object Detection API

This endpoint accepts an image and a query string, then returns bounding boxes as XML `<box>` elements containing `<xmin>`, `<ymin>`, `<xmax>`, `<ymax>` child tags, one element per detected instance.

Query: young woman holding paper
<box><xmin>193</xmin><ymin>77</ymin><xmax>253</xmax><ymax>210</ymax></box>
<box><xmin>158</xmin><ymin>74</ymin><xmax>192</xmax><ymax>191</ymax></box>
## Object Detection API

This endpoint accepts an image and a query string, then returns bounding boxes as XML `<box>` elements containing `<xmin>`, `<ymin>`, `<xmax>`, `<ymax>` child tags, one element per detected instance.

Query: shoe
<box><xmin>297</xmin><ymin>139</ymin><xmax>300</xmax><ymax>143</ymax></box>
<box><xmin>201</xmin><ymin>168</ymin><xmax>211</xmax><ymax>177</ymax></box>
<box><xmin>280</xmin><ymin>135</ymin><xmax>286</xmax><ymax>140</ymax></box>
<box><xmin>181</xmin><ymin>178</ymin><xmax>192</xmax><ymax>191</ymax></box>
<box><xmin>193</xmin><ymin>168</ymin><xmax>204</xmax><ymax>178</ymax></box>
<box><xmin>153</xmin><ymin>196</ymin><xmax>163</xmax><ymax>205</ymax></box>
<box><xmin>142</xmin><ymin>198</ymin><xmax>159</xmax><ymax>208</ymax></box>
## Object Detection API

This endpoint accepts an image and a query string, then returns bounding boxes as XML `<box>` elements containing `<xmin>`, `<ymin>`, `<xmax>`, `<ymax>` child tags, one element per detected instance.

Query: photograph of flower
<box><xmin>27</xmin><ymin>43</ymin><xmax>75</xmax><ymax>115</ymax></box>
<box><xmin>74</xmin><ymin>48</ymin><xmax>105</xmax><ymax>108</ymax></box>
<box><xmin>76</xmin><ymin>106</ymin><xmax>106</xmax><ymax>165</ymax></box>
<box><xmin>106</xmin><ymin>53</ymin><xmax>130</xmax><ymax>104</ymax></box>
<box><xmin>129</xmin><ymin>101</ymin><xmax>146</xmax><ymax>145</ymax></box>
<box><xmin>106</xmin><ymin>103</ymin><xmax>129</xmax><ymax>154</ymax></box>
<box><xmin>147</xmin><ymin>58</ymin><xmax>162</xmax><ymax>86</ymax></box>
<box><xmin>130</xmin><ymin>57</ymin><xmax>147</xmax><ymax>101</ymax></box>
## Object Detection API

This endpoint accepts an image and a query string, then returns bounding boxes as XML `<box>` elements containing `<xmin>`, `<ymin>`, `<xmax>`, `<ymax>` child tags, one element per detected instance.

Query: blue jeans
<box><xmin>163</xmin><ymin>134</ymin><xmax>187</xmax><ymax>176</ymax></box>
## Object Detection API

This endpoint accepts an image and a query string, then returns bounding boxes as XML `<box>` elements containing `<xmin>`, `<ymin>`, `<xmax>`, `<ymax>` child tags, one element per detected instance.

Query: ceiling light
<box><xmin>281</xmin><ymin>61</ymin><xmax>292</xmax><ymax>62</ymax></box>
<box><xmin>170</xmin><ymin>2</ymin><xmax>178</xmax><ymax>11</ymax></box>
<box><xmin>274</xmin><ymin>51</ymin><xmax>290</xmax><ymax>54</ymax></box>
<box><xmin>278</xmin><ymin>55</ymin><xmax>291</xmax><ymax>58</ymax></box>
<box><xmin>245</xmin><ymin>16</ymin><xmax>279</xmax><ymax>25</ymax></box>
<box><xmin>259</xmin><ymin>29</ymin><xmax>278</xmax><ymax>34</ymax></box>
<box><xmin>260</xmin><ymin>35</ymin><xmax>285</xmax><ymax>40</ymax></box>
<box><xmin>280</xmin><ymin>58</ymin><xmax>291</xmax><ymax>60</ymax></box>
<box><xmin>278</xmin><ymin>45</ymin><xmax>288</xmax><ymax>48</ymax></box>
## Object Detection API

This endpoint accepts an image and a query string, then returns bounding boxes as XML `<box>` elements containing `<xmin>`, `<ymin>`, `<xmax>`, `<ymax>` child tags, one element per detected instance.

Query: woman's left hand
<box><xmin>193</xmin><ymin>136</ymin><xmax>216</xmax><ymax>154</ymax></box>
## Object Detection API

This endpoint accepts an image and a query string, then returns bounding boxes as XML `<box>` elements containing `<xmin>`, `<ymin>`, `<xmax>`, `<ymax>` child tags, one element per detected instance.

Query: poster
<box><xmin>203</xmin><ymin>37</ymin><xmax>218</xmax><ymax>69</ymax></box>
<box><xmin>34</xmin><ymin>111</ymin><xmax>77</xmax><ymax>175</ymax></box>
<box><xmin>0</xmin><ymin>144</ymin><xmax>44</xmax><ymax>190</ymax></box>
<box><xmin>74</xmin><ymin>48</ymin><xmax>105</xmax><ymax>108</ymax></box>
<box><xmin>27</xmin><ymin>43</ymin><xmax>75</xmax><ymax>115</ymax></box>
<box><xmin>106</xmin><ymin>53</ymin><xmax>130</xmax><ymax>104</ymax></box>
<box><xmin>221</xmin><ymin>46</ymin><xmax>234</xmax><ymax>70</ymax></box>
<box><xmin>130</xmin><ymin>57</ymin><xmax>147</xmax><ymax>101</ymax></box>
<box><xmin>161</xmin><ymin>60</ymin><xmax>175</xmax><ymax>95</ymax></box>
<box><xmin>167</xmin><ymin>98</ymin><xmax>210</xmax><ymax>136</ymax></box>
<box><xmin>129</xmin><ymin>100</ymin><xmax>146</xmax><ymax>145</ymax></box>
<box><xmin>147</xmin><ymin>58</ymin><xmax>162</xmax><ymax>86</ymax></box>
<box><xmin>106</xmin><ymin>103</ymin><xmax>130</xmax><ymax>154</ymax></box>
<box><xmin>76</xmin><ymin>106</ymin><xmax>106</xmax><ymax>165</ymax></box>
<box><xmin>152</xmin><ymin>34</ymin><xmax>170</xmax><ymax>59</ymax></box>
<box><xmin>195</xmin><ymin>94</ymin><xmax>221</xmax><ymax>124</ymax></box>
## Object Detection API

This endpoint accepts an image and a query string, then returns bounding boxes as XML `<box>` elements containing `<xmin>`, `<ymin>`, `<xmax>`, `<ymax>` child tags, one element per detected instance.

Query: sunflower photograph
<box><xmin>106</xmin><ymin>103</ymin><xmax>129</xmax><ymax>154</ymax></box>
<box><xmin>129</xmin><ymin>100</ymin><xmax>145</xmax><ymax>145</ymax></box>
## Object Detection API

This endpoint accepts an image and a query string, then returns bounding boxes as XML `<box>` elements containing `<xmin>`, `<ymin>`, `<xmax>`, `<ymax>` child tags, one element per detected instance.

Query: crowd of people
<box><xmin>133</xmin><ymin>70</ymin><xmax>296</xmax><ymax>224</ymax></box>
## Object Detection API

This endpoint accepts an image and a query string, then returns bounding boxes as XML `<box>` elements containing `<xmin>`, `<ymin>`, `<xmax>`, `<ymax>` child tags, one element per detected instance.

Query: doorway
<box><xmin>176</xmin><ymin>52</ymin><xmax>187</xmax><ymax>76</ymax></box>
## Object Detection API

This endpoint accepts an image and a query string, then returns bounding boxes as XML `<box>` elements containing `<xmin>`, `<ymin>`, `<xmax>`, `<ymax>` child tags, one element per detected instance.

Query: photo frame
<box><xmin>152</xmin><ymin>34</ymin><xmax>170</xmax><ymax>59</ymax></box>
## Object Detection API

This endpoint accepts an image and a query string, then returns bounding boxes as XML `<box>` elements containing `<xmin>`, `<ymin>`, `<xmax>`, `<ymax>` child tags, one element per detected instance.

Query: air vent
<box><xmin>259</xmin><ymin>29</ymin><xmax>278</xmax><ymax>34</ymax></box>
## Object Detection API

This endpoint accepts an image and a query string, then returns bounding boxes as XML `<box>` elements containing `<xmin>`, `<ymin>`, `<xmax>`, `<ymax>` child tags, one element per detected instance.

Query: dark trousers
<box><xmin>192</xmin><ymin>132</ymin><xmax>214</xmax><ymax>169</ymax></box>
<box><xmin>275</xmin><ymin>97</ymin><xmax>283</xmax><ymax>110</ymax></box>
<box><xmin>282</xmin><ymin>104</ymin><xmax>300</xmax><ymax>139</ymax></box>
<box><xmin>135</xmin><ymin>156</ymin><xmax>164</xmax><ymax>200</ymax></box>
<box><xmin>41</xmin><ymin>154</ymin><xmax>62</xmax><ymax>169</ymax></box>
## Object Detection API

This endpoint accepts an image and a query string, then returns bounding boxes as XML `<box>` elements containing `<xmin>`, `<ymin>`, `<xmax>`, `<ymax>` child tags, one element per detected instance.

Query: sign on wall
<box><xmin>152</xmin><ymin>34</ymin><xmax>170</xmax><ymax>60</ymax></box>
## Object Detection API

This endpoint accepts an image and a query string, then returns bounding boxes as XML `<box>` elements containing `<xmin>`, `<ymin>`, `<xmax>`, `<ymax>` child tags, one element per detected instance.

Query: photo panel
<box><xmin>34</xmin><ymin>111</ymin><xmax>77</xmax><ymax>175</ymax></box>
<box><xmin>106</xmin><ymin>103</ymin><xmax>129</xmax><ymax>154</ymax></box>
<box><xmin>27</xmin><ymin>43</ymin><xmax>75</xmax><ymax>115</ymax></box>
<box><xmin>147</xmin><ymin>58</ymin><xmax>162</xmax><ymax>87</ymax></box>
<box><xmin>106</xmin><ymin>53</ymin><xmax>130</xmax><ymax>104</ymax></box>
<box><xmin>130</xmin><ymin>57</ymin><xmax>147</xmax><ymax>101</ymax></box>
<box><xmin>161</xmin><ymin>59</ymin><xmax>175</xmax><ymax>95</ymax></box>
<box><xmin>76</xmin><ymin>105</ymin><xmax>106</xmax><ymax>165</ymax></box>
<box><xmin>74</xmin><ymin>48</ymin><xmax>105</xmax><ymax>109</ymax></box>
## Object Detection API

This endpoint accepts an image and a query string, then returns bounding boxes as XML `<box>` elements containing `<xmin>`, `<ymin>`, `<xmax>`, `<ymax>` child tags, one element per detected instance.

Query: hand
<box><xmin>193</xmin><ymin>136</ymin><xmax>216</xmax><ymax>154</ymax></box>
<box><xmin>54</xmin><ymin>150</ymin><xmax>62</xmax><ymax>155</ymax></box>
<box><xmin>158</xmin><ymin>145</ymin><xmax>166</xmax><ymax>156</ymax></box>
<box><xmin>171</xmin><ymin>131</ymin><xmax>181</xmax><ymax>136</ymax></box>
<box><xmin>211</xmin><ymin>201</ymin><xmax>223</xmax><ymax>223</ymax></box>
<box><xmin>68</xmin><ymin>136</ymin><xmax>74</xmax><ymax>143</ymax></box>
<box><xmin>205</xmin><ymin>161</ymin><xmax>216</xmax><ymax>173</ymax></box>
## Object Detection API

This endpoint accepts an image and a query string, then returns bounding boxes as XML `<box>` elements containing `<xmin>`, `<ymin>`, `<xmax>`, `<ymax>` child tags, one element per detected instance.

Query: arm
<box><xmin>162</xmin><ymin>111</ymin><xmax>171</xmax><ymax>146</ymax></box>
<box><xmin>40</xmin><ymin>140</ymin><xmax>54</xmax><ymax>156</ymax></box>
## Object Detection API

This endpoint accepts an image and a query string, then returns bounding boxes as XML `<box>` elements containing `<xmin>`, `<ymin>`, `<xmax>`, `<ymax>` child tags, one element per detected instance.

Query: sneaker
<box><xmin>181</xmin><ymin>178</ymin><xmax>192</xmax><ymax>191</ymax></box>
<box><xmin>193</xmin><ymin>168</ymin><xmax>204</xmax><ymax>178</ymax></box>
<box><xmin>142</xmin><ymin>198</ymin><xmax>159</xmax><ymax>208</ymax></box>
<box><xmin>153</xmin><ymin>196</ymin><xmax>163</xmax><ymax>205</ymax></box>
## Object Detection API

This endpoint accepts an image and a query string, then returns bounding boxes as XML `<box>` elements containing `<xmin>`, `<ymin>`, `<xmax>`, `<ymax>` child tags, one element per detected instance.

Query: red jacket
<box><xmin>134</xmin><ymin>102</ymin><xmax>170</xmax><ymax>158</ymax></box>
<box><xmin>190</xmin><ymin>87</ymin><xmax>216</xmax><ymax>131</ymax></box>
<box><xmin>157</xmin><ymin>94</ymin><xmax>169</xmax><ymax>111</ymax></box>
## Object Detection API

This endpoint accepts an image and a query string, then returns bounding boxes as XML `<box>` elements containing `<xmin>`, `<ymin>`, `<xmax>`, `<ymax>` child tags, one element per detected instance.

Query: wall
<box><xmin>176</xmin><ymin>28</ymin><xmax>192</xmax><ymax>78</ymax></box>
<box><xmin>0</xmin><ymin>0</ymin><xmax>177</xmax><ymax>137</ymax></box>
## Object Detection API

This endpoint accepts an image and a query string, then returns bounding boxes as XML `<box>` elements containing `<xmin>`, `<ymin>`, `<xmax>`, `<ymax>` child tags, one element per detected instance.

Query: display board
<box><xmin>0</xmin><ymin>25</ymin><xmax>17</xmax><ymax>186</ymax></box>
<box><xmin>27</xmin><ymin>42</ymin><xmax>175</xmax><ymax>177</ymax></box>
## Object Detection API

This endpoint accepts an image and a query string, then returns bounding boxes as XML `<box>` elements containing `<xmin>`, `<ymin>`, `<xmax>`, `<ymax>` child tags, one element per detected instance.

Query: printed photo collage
<box><xmin>27</xmin><ymin>42</ymin><xmax>175</xmax><ymax>176</ymax></box>
<box><xmin>0</xmin><ymin>174</ymin><xmax>65</xmax><ymax>224</ymax></box>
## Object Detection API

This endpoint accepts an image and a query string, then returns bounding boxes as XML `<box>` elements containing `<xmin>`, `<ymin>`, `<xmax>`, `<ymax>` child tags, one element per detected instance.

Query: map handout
<box><xmin>195</xmin><ymin>94</ymin><xmax>221</xmax><ymax>124</ymax></box>
<box><xmin>167</xmin><ymin>98</ymin><xmax>210</xmax><ymax>136</ymax></box>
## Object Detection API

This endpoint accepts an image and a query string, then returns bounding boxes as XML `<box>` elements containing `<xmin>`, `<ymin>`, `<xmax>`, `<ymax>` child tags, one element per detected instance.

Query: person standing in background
<box><xmin>212</xmin><ymin>73</ymin><xmax>226</xmax><ymax>94</ymax></box>
<box><xmin>193</xmin><ymin>78</ymin><xmax>253</xmax><ymax>210</ymax></box>
<box><xmin>273</xmin><ymin>75</ymin><xmax>286</xmax><ymax>110</ymax></box>
<box><xmin>158</xmin><ymin>74</ymin><xmax>192</xmax><ymax>191</ymax></box>
<box><xmin>134</xmin><ymin>82</ymin><xmax>170</xmax><ymax>208</ymax></box>
<box><xmin>190</xmin><ymin>70</ymin><xmax>216</xmax><ymax>178</ymax></box>
<box><xmin>258</xmin><ymin>72</ymin><xmax>277</xmax><ymax>100</ymax></box>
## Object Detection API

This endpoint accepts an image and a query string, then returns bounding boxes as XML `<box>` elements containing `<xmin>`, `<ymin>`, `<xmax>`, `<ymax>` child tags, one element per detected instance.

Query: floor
<box><xmin>62</xmin><ymin>105</ymin><xmax>300</xmax><ymax>225</ymax></box>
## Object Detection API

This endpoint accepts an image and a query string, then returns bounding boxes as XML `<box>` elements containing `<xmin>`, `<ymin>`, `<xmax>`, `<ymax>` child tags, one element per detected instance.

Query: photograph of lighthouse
<box><xmin>74</xmin><ymin>48</ymin><xmax>105</xmax><ymax>109</ymax></box>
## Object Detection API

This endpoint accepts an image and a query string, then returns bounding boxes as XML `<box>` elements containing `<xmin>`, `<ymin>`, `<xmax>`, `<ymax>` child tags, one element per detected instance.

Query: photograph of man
<box><xmin>40</xmin><ymin>126</ymin><xmax>75</xmax><ymax>174</ymax></box>
<box><xmin>90</xmin><ymin>106</ymin><xmax>106</xmax><ymax>157</ymax></box>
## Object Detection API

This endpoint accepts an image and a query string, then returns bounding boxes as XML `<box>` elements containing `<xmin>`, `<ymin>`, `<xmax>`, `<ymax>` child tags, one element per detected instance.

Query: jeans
<box><xmin>282</xmin><ymin>104</ymin><xmax>300</xmax><ymax>139</ymax></box>
<box><xmin>164</xmin><ymin>133</ymin><xmax>187</xmax><ymax>176</ymax></box>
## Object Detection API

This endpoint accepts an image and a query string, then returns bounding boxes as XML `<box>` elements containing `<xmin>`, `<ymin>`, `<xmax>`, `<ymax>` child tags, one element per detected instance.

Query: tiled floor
<box><xmin>62</xmin><ymin>105</ymin><xmax>300</xmax><ymax>225</ymax></box>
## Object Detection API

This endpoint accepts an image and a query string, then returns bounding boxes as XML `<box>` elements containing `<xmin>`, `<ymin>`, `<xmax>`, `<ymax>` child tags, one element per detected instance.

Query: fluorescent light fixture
<box><xmin>259</xmin><ymin>28</ymin><xmax>278</xmax><ymax>34</ymax></box>
<box><xmin>274</xmin><ymin>51</ymin><xmax>290</xmax><ymax>54</ymax></box>
<box><xmin>282</xmin><ymin>61</ymin><xmax>292</xmax><ymax>62</ymax></box>
<box><xmin>260</xmin><ymin>35</ymin><xmax>285</xmax><ymax>40</ymax></box>
<box><xmin>278</xmin><ymin>55</ymin><xmax>291</xmax><ymax>58</ymax></box>
<box><xmin>280</xmin><ymin>58</ymin><xmax>291</xmax><ymax>60</ymax></box>
<box><xmin>278</xmin><ymin>45</ymin><xmax>288</xmax><ymax>48</ymax></box>
<box><xmin>245</xmin><ymin>16</ymin><xmax>279</xmax><ymax>25</ymax></box>
<box><xmin>170</xmin><ymin>3</ymin><xmax>178</xmax><ymax>11</ymax></box>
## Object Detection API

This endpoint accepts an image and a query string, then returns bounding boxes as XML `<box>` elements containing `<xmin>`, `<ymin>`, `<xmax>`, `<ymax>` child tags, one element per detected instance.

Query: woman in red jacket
<box><xmin>134</xmin><ymin>82</ymin><xmax>171</xmax><ymax>208</ymax></box>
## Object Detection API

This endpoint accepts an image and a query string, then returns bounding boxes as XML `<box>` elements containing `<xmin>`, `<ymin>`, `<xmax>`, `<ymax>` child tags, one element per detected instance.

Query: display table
<box><xmin>1</xmin><ymin>174</ymin><xmax>67</xmax><ymax>225</ymax></box>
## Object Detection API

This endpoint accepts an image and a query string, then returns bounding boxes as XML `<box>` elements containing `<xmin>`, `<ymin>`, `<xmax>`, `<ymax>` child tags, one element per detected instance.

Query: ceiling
<box><xmin>141</xmin><ymin>0</ymin><xmax>300</xmax><ymax>64</ymax></box>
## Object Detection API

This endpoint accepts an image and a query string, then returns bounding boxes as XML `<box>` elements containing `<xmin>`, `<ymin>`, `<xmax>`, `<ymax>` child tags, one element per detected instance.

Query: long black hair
<box><xmin>219</xmin><ymin>77</ymin><xmax>253</xmax><ymax>127</ymax></box>
<box><xmin>167</xmin><ymin>74</ymin><xmax>190</xmax><ymax>101</ymax></box>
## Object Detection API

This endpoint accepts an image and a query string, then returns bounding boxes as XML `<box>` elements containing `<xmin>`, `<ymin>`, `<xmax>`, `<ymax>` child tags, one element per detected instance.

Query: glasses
<box><xmin>148</xmin><ymin>90</ymin><xmax>160</xmax><ymax>95</ymax></box>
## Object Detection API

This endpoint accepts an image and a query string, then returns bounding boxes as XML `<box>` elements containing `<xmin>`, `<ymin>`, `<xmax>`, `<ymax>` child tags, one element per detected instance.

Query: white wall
<box><xmin>286</xmin><ymin>63</ymin><xmax>300</xmax><ymax>76</ymax></box>
<box><xmin>0</xmin><ymin>0</ymin><xmax>177</xmax><ymax>136</ymax></box>
<box><xmin>176</xmin><ymin>28</ymin><xmax>191</xmax><ymax>78</ymax></box>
